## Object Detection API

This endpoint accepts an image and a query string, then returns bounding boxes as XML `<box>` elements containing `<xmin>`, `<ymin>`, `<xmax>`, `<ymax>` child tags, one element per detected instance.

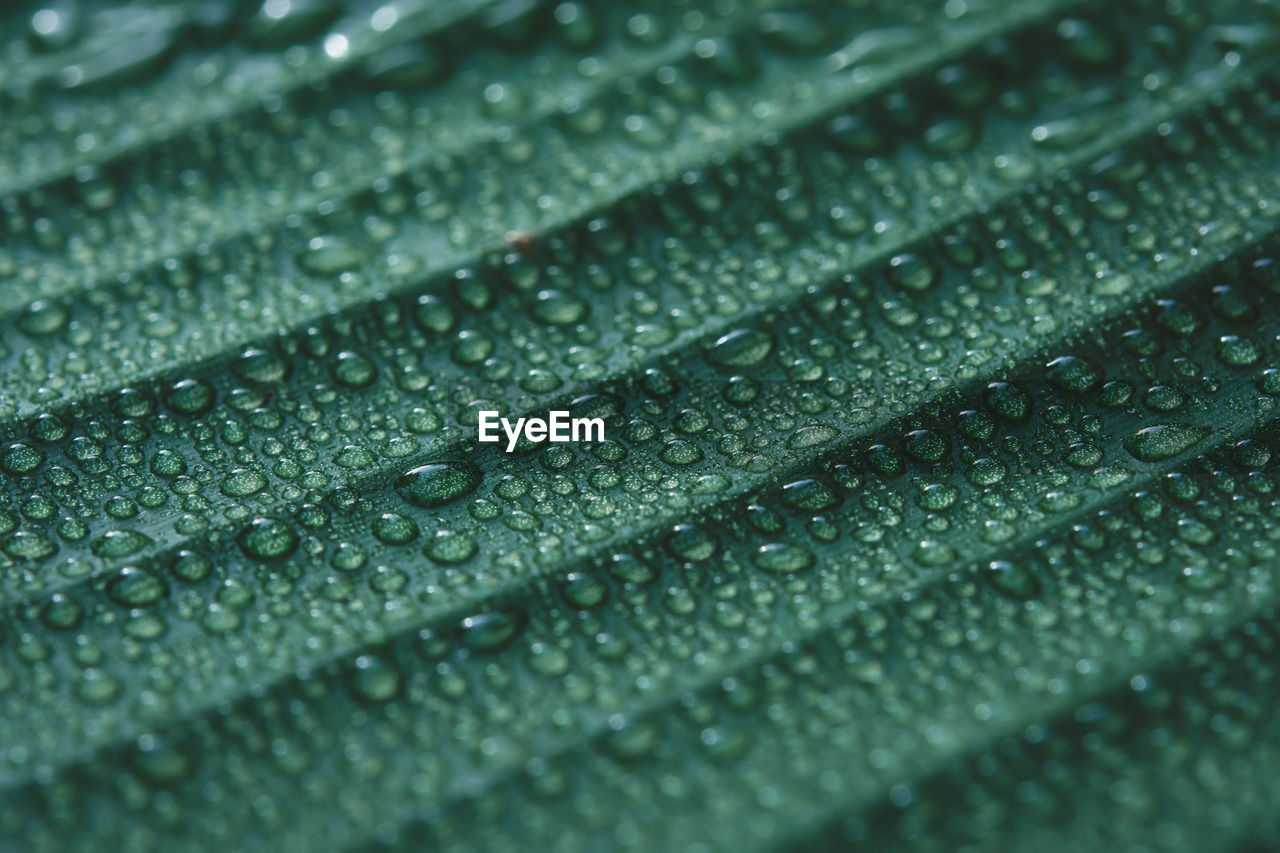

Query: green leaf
<box><xmin>1</xmin><ymin>0</ymin><xmax>1280</xmax><ymax>850</ymax></box>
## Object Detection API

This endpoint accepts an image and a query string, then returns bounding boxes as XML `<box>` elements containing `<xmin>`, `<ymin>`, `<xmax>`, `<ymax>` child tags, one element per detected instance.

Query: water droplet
<box><xmin>1124</xmin><ymin>423</ymin><xmax>1210</xmax><ymax>462</ymax></box>
<box><xmin>372</xmin><ymin>513</ymin><xmax>419</xmax><ymax>545</ymax></box>
<box><xmin>90</xmin><ymin>530</ymin><xmax>152</xmax><ymax>558</ymax></box>
<box><xmin>1046</xmin><ymin>356</ymin><xmax>1101</xmax><ymax>393</ymax></box>
<box><xmin>461</xmin><ymin>608</ymin><xmax>527</xmax><ymax>653</ymax></box>
<box><xmin>706</xmin><ymin>328</ymin><xmax>774</xmax><ymax>369</ymax></box>
<box><xmin>220</xmin><ymin>468</ymin><xmax>268</xmax><ymax>497</ymax></box>
<box><xmin>396</xmin><ymin>461</ymin><xmax>482</xmax><ymax>508</ymax></box>
<box><xmin>17</xmin><ymin>301</ymin><xmax>69</xmax><ymax>336</ymax></box>
<box><xmin>164</xmin><ymin>378</ymin><xmax>215</xmax><ymax>415</ymax></box>
<box><xmin>983</xmin><ymin>560</ymin><xmax>1041</xmax><ymax>599</ymax></box>
<box><xmin>349</xmin><ymin>656</ymin><xmax>400</xmax><ymax>703</ymax></box>
<box><xmin>1</xmin><ymin>442</ymin><xmax>45</xmax><ymax>475</ymax></box>
<box><xmin>236</xmin><ymin>517</ymin><xmax>299</xmax><ymax>561</ymax></box>
<box><xmin>422</xmin><ymin>530</ymin><xmax>477</xmax><ymax>564</ymax></box>
<box><xmin>752</xmin><ymin>543</ymin><xmax>815</xmax><ymax>574</ymax></box>
<box><xmin>330</xmin><ymin>351</ymin><xmax>378</xmax><ymax>388</ymax></box>
<box><xmin>531</xmin><ymin>289</ymin><xmax>589</xmax><ymax>325</ymax></box>
<box><xmin>107</xmin><ymin>568</ymin><xmax>168</xmax><ymax>608</ymax></box>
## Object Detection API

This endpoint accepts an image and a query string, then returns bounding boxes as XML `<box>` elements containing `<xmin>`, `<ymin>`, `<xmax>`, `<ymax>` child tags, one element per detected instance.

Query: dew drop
<box><xmin>1124</xmin><ymin>423</ymin><xmax>1211</xmax><ymax>462</ymax></box>
<box><xmin>396</xmin><ymin>461</ymin><xmax>482</xmax><ymax>508</ymax></box>
<box><xmin>236</xmin><ymin>517</ymin><xmax>299</xmax><ymax>561</ymax></box>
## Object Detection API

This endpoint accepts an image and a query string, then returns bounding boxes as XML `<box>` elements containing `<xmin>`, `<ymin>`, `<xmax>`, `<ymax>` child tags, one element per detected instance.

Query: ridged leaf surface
<box><xmin>1</xmin><ymin>0</ymin><xmax>1280</xmax><ymax>850</ymax></box>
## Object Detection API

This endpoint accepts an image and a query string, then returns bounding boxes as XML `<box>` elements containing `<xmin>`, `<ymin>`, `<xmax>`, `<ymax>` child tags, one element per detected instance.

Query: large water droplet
<box><xmin>396</xmin><ymin>461</ymin><xmax>482</xmax><ymax>508</ymax></box>
<box><xmin>1124</xmin><ymin>423</ymin><xmax>1210</xmax><ymax>462</ymax></box>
